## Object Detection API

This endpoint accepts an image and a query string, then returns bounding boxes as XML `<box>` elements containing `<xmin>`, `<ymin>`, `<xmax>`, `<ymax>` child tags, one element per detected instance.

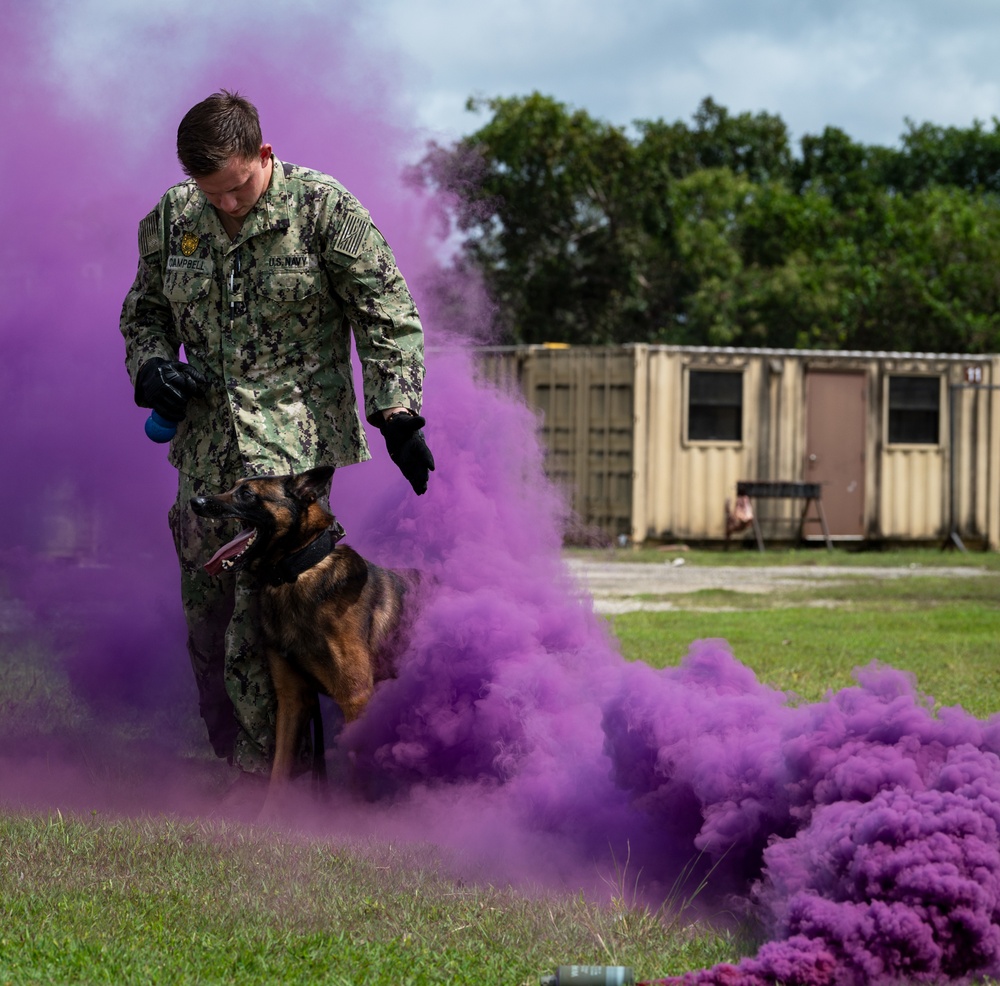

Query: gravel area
<box><xmin>565</xmin><ymin>557</ymin><xmax>990</xmax><ymax>614</ymax></box>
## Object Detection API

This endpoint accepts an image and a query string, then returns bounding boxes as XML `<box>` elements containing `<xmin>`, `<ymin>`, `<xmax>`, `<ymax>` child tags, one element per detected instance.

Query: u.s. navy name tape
<box><xmin>267</xmin><ymin>254</ymin><xmax>320</xmax><ymax>269</ymax></box>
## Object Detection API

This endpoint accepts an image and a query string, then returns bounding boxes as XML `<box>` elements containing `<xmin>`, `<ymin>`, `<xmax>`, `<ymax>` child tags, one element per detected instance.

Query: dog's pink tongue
<box><xmin>204</xmin><ymin>529</ymin><xmax>255</xmax><ymax>576</ymax></box>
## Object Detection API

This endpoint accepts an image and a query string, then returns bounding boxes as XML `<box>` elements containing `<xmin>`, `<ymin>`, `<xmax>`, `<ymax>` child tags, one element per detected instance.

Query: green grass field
<box><xmin>2</xmin><ymin>549</ymin><xmax>1000</xmax><ymax>984</ymax></box>
<box><xmin>604</xmin><ymin>570</ymin><xmax>1000</xmax><ymax>717</ymax></box>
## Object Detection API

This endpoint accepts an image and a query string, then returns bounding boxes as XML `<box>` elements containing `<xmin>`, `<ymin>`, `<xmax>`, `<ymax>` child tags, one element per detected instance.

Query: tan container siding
<box><xmin>476</xmin><ymin>346</ymin><xmax>637</xmax><ymax>539</ymax></box>
<box><xmin>943</xmin><ymin>357</ymin><xmax>1000</xmax><ymax>548</ymax></box>
<box><xmin>635</xmin><ymin>347</ymin><xmax>756</xmax><ymax>542</ymax></box>
<box><xmin>987</xmin><ymin>359</ymin><xmax>1000</xmax><ymax>549</ymax></box>
<box><xmin>642</xmin><ymin>348</ymin><xmax>999</xmax><ymax>546</ymax></box>
<box><xmin>876</xmin><ymin>356</ymin><xmax>1000</xmax><ymax>546</ymax></box>
<box><xmin>471</xmin><ymin>345</ymin><xmax>1000</xmax><ymax>549</ymax></box>
<box><xmin>635</xmin><ymin>346</ymin><xmax>821</xmax><ymax>543</ymax></box>
<box><xmin>878</xmin><ymin>356</ymin><xmax>949</xmax><ymax>541</ymax></box>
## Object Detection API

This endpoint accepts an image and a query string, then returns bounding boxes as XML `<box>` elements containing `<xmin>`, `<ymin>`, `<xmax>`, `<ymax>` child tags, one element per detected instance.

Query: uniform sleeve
<box><xmin>320</xmin><ymin>199</ymin><xmax>425</xmax><ymax>425</ymax></box>
<box><xmin>119</xmin><ymin>206</ymin><xmax>181</xmax><ymax>389</ymax></box>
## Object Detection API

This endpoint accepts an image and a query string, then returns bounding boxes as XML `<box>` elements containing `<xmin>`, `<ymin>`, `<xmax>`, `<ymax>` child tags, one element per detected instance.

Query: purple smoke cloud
<box><xmin>6</xmin><ymin>5</ymin><xmax>1000</xmax><ymax>985</ymax></box>
<box><xmin>618</xmin><ymin>653</ymin><xmax>1000</xmax><ymax>985</ymax></box>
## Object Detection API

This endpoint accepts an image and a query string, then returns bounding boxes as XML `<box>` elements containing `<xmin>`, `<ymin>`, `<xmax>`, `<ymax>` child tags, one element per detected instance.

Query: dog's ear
<box><xmin>288</xmin><ymin>465</ymin><xmax>335</xmax><ymax>503</ymax></box>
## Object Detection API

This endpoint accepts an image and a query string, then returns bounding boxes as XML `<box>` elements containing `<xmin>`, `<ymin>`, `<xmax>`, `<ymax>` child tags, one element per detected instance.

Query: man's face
<box><xmin>194</xmin><ymin>144</ymin><xmax>272</xmax><ymax>222</ymax></box>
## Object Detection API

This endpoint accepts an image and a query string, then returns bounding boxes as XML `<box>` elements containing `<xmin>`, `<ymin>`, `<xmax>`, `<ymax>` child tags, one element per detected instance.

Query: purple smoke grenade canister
<box><xmin>541</xmin><ymin>966</ymin><xmax>635</xmax><ymax>986</ymax></box>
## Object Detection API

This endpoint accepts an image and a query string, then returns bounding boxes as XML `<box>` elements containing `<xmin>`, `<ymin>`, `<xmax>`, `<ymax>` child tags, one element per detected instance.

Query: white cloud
<box><xmin>35</xmin><ymin>0</ymin><xmax>1000</xmax><ymax>155</ymax></box>
<box><xmin>373</xmin><ymin>0</ymin><xmax>1000</xmax><ymax>148</ymax></box>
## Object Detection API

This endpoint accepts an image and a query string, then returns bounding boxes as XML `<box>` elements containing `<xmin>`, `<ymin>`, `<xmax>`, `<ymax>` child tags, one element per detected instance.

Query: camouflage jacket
<box><xmin>120</xmin><ymin>157</ymin><xmax>425</xmax><ymax>485</ymax></box>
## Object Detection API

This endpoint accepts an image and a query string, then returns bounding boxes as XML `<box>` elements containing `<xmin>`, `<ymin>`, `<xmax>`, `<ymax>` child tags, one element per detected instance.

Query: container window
<box><xmin>887</xmin><ymin>376</ymin><xmax>940</xmax><ymax>445</ymax></box>
<box><xmin>688</xmin><ymin>370</ymin><xmax>743</xmax><ymax>442</ymax></box>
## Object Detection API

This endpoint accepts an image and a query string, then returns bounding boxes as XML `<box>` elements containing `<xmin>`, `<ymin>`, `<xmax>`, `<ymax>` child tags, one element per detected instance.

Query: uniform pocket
<box><xmin>256</xmin><ymin>269</ymin><xmax>324</xmax><ymax>303</ymax></box>
<box><xmin>163</xmin><ymin>271</ymin><xmax>213</xmax><ymax>304</ymax></box>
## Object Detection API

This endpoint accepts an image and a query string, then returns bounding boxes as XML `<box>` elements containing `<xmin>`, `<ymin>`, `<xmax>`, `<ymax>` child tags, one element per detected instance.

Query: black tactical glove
<box><xmin>379</xmin><ymin>411</ymin><xmax>435</xmax><ymax>495</ymax></box>
<box><xmin>135</xmin><ymin>358</ymin><xmax>209</xmax><ymax>422</ymax></box>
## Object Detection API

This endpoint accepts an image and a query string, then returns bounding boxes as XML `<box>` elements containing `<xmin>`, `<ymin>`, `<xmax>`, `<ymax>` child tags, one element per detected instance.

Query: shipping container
<box><xmin>474</xmin><ymin>345</ymin><xmax>1000</xmax><ymax>549</ymax></box>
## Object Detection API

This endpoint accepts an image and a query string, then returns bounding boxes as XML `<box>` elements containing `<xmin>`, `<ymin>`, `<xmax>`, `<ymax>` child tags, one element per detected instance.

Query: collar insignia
<box><xmin>181</xmin><ymin>232</ymin><xmax>200</xmax><ymax>257</ymax></box>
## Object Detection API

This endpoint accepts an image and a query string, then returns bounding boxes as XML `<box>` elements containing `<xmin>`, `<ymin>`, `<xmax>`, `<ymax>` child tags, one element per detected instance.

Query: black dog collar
<box><xmin>262</xmin><ymin>522</ymin><xmax>345</xmax><ymax>587</ymax></box>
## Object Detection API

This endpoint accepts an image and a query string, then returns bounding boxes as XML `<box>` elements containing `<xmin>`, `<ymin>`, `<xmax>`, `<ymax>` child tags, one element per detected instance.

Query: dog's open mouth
<box><xmin>204</xmin><ymin>528</ymin><xmax>258</xmax><ymax>576</ymax></box>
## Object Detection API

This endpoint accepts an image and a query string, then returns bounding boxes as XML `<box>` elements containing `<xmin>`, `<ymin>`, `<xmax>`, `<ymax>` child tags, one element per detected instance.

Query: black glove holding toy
<box><xmin>135</xmin><ymin>357</ymin><xmax>208</xmax><ymax>422</ymax></box>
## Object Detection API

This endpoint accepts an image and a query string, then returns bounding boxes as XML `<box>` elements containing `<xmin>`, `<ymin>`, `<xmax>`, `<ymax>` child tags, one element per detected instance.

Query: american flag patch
<box><xmin>138</xmin><ymin>212</ymin><xmax>160</xmax><ymax>257</ymax></box>
<box><xmin>333</xmin><ymin>211</ymin><xmax>369</xmax><ymax>258</ymax></box>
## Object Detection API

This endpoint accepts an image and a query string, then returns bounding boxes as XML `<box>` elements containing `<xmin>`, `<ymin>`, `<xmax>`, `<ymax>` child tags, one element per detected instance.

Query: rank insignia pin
<box><xmin>181</xmin><ymin>232</ymin><xmax>200</xmax><ymax>257</ymax></box>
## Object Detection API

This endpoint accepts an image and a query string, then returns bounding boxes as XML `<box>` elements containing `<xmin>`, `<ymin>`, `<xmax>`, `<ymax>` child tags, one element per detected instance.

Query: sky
<box><xmin>45</xmin><ymin>0</ymin><xmax>1000</xmax><ymax>160</ymax></box>
<box><xmin>368</xmin><ymin>0</ymin><xmax>1000</xmax><ymax>150</ymax></box>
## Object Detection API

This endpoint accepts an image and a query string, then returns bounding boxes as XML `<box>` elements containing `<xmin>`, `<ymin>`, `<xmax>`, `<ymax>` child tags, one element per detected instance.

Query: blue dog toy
<box><xmin>144</xmin><ymin>410</ymin><xmax>177</xmax><ymax>443</ymax></box>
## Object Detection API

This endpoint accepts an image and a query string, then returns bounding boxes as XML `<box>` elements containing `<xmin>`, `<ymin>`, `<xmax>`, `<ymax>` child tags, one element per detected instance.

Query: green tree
<box><xmin>414</xmin><ymin>93</ymin><xmax>641</xmax><ymax>344</ymax></box>
<box><xmin>892</xmin><ymin>118</ymin><xmax>1000</xmax><ymax>194</ymax></box>
<box><xmin>794</xmin><ymin>126</ymin><xmax>895</xmax><ymax>208</ymax></box>
<box><xmin>634</xmin><ymin>97</ymin><xmax>793</xmax><ymax>183</ymax></box>
<box><xmin>415</xmin><ymin>94</ymin><xmax>1000</xmax><ymax>354</ymax></box>
<box><xmin>838</xmin><ymin>186</ymin><xmax>1000</xmax><ymax>352</ymax></box>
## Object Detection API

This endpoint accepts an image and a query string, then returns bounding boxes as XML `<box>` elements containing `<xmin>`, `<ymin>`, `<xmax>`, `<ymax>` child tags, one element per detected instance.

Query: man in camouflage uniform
<box><xmin>120</xmin><ymin>90</ymin><xmax>433</xmax><ymax>791</ymax></box>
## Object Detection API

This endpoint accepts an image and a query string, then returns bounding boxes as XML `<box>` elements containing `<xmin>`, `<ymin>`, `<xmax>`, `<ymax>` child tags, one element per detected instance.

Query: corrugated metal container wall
<box><xmin>474</xmin><ymin>346</ymin><xmax>638</xmax><ymax>538</ymax></box>
<box><xmin>474</xmin><ymin>347</ymin><xmax>527</xmax><ymax>396</ymax></box>
<box><xmin>878</xmin><ymin>357</ymin><xmax>949</xmax><ymax>540</ymax></box>
<box><xmin>875</xmin><ymin>356</ymin><xmax>1000</xmax><ymax>546</ymax></box>
<box><xmin>942</xmin><ymin>357</ymin><xmax>1000</xmax><ymax>548</ymax></box>
<box><xmin>981</xmin><ymin>361</ymin><xmax>1000</xmax><ymax>546</ymax></box>
<box><xmin>640</xmin><ymin>349</ymin><xmax>1000</xmax><ymax>547</ymax></box>
<box><xmin>523</xmin><ymin>348</ymin><xmax>636</xmax><ymax>538</ymax></box>
<box><xmin>636</xmin><ymin>347</ymin><xmax>760</xmax><ymax>541</ymax></box>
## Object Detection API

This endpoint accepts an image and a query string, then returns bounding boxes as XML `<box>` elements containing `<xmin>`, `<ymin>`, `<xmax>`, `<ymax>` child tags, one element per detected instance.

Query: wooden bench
<box><xmin>735</xmin><ymin>481</ymin><xmax>833</xmax><ymax>551</ymax></box>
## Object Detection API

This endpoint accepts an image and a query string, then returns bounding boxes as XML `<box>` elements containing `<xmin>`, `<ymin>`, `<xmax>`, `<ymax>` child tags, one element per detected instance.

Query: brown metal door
<box><xmin>805</xmin><ymin>371</ymin><xmax>866</xmax><ymax>537</ymax></box>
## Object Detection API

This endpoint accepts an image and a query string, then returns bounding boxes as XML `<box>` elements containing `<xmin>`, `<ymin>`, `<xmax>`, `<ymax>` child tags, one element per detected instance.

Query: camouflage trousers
<box><xmin>168</xmin><ymin>468</ymin><xmax>276</xmax><ymax>776</ymax></box>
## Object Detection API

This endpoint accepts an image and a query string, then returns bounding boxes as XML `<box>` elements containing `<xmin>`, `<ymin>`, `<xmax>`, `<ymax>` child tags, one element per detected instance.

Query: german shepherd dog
<box><xmin>190</xmin><ymin>465</ymin><xmax>413</xmax><ymax>819</ymax></box>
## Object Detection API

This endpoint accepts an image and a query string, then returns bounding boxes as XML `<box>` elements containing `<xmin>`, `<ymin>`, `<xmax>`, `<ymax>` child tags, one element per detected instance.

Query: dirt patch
<box><xmin>565</xmin><ymin>558</ymin><xmax>990</xmax><ymax>613</ymax></box>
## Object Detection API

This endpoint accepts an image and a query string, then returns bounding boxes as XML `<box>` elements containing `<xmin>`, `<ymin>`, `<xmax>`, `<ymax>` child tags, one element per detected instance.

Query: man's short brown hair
<box><xmin>176</xmin><ymin>89</ymin><xmax>263</xmax><ymax>178</ymax></box>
